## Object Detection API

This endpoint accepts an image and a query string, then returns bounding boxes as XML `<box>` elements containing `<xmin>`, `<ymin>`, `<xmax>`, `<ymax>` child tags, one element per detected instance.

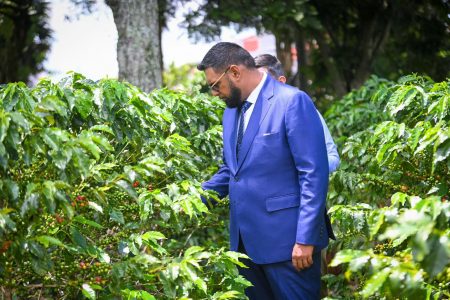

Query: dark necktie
<box><xmin>236</xmin><ymin>101</ymin><xmax>252</xmax><ymax>162</ymax></box>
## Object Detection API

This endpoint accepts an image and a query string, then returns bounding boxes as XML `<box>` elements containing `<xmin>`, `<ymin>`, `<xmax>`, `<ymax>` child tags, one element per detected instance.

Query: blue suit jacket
<box><xmin>203</xmin><ymin>75</ymin><xmax>333</xmax><ymax>264</ymax></box>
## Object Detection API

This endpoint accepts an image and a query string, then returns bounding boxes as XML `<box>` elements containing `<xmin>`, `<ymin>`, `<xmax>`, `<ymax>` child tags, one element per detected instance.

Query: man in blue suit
<box><xmin>198</xmin><ymin>42</ymin><xmax>334</xmax><ymax>299</ymax></box>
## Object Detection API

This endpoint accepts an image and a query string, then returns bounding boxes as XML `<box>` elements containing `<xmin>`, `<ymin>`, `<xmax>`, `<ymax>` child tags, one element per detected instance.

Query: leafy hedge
<box><xmin>324</xmin><ymin>75</ymin><xmax>450</xmax><ymax>299</ymax></box>
<box><xmin>0</xmin><ymin>73</ymin><xmax>249</xmax><ymax>299</ymax></box>
<box><xmin>1</xmin><ymin>71</ymin><xmax>449</xmax><ymax>299</ymax></box>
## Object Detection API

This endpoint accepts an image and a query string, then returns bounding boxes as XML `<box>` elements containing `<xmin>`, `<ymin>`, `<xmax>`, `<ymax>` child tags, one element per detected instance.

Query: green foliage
<box><xmin>0</xmin><ymin>72</ymin><xmax>249</xmax><ymax>298</ymax></box>
<box><xmin>0</xmin><ymin>0</ymin><xmax>52</xmax><ymax>83</ymax></box>
<box><xmin>163</xmin><ymin>63</ymin><xmax>208</xmax><ymax>93</ymax></box>
<box><xmin>324</xmin><ymin>75</ymin><xmax>392</xmax><ymax>146</ymax></box>
<box><xmin>325</xmin><ymin>74</ymin><xmax>450</xmax><ymax>299</ymax></box>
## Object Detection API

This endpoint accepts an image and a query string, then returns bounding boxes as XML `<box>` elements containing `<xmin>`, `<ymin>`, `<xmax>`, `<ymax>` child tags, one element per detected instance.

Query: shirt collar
<box><xmin>246</xmin><ymin>71</ymin><xmax>267</xmax><ymax>105</ymax></box>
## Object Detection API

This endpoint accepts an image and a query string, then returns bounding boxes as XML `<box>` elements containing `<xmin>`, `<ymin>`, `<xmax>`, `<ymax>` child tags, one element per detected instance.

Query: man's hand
<box><xmin>292</xmin><ymin>243</ymin><xmax>314</xmax><ymax>271</ymax></box>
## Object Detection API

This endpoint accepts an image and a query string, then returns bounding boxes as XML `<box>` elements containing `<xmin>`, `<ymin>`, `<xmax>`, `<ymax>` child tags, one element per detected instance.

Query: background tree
<box><xmin>183</xmin><ymin>0</ymin><xmax>449</xmax><ymax>102</ymax></box>
<box><xmin>0</xmin><ymin>0</ymin><xmax>164</xmax><ymax>92</ymax></box>
<box><xmin>105</xmin><ymin>0</ymin><xmax>162</xmax><ymax>92</ymax></box>
<box><xmin>73</xmin><ymin>0</ymin><xmax>183</xmax><ymax>91</ymax></box>
<box><xmin>0</xmin><ymin>0</ymin><xmax>51</xmax><ymax>84</ymax></box>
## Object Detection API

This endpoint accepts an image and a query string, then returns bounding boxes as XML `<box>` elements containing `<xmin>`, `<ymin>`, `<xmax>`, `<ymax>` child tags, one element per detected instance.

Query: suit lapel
<box><xmin>236</xmin><ymin>76</ymin><xmax>274</xmax><ymax>172</ymax></box>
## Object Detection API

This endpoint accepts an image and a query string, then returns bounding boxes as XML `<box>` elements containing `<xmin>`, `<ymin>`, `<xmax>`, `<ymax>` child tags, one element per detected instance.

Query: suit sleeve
<box><xmin>317</xmin><ymin>112</ymin><xmax>340</xmax><ymax>173</ymax></box>
<box><xmin>201</xmin><ymin>150</ymin><xmax>230</xmax><ymax>205</ymax></box>
<box><xmin>285</xmin><ymin>91</ymin><xmax>329</xmax><ymax>246</ymax></box>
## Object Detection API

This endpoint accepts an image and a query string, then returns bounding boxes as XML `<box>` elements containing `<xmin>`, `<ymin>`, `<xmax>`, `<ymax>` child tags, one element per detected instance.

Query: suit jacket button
<box><xmin>234</xmin><ymin>176</ymin><xmax>239</xmax><ymax>181</ymax></box>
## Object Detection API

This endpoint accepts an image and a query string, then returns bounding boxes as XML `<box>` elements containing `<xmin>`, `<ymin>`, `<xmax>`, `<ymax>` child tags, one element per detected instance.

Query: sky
<box><xmin>43</xmin><ymin>0</ymin><xmax>273</xmax><ymax>81</ymax></box>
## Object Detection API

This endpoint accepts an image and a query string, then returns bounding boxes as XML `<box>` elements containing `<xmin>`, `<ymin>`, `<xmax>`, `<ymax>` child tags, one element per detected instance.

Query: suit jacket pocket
<box><xmin>266</xmin><ymin>193</ymin><xmax>300</xmax><ymax>212</ymax></box>
<box><xmin>255</xmin><ymin>132</ymin><xmax>280</xmax><ymax>143</ymax></box>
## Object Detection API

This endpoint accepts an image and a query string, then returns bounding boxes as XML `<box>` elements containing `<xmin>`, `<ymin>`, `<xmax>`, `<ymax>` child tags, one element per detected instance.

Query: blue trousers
<box><xmin>238</xmin><ymin>236</ymin><xmax>321</xmax><ymax>300</ymax></box>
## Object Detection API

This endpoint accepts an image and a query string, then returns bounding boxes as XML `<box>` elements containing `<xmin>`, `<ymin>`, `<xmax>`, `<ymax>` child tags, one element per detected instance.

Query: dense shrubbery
<box><xmin>0</xmin><ymin>73</ymin><xmax>249</xmax><ymax>299</ymax></box>
<box><xmin>1</xmin><ymin>69</ymin><xmax>448</xmax><ymax>299</ymax></box>
<box><xmin>324</xmin><ymin>75</ymin><xmax>450</xmax><ymax>299</ymax></box>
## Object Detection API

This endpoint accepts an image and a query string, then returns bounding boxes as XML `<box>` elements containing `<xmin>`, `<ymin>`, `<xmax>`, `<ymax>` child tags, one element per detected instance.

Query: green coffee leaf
<box><xmin>81</xmin><ymin>283</ymin><xmax>96</xmax><ymax>300</ymax></box>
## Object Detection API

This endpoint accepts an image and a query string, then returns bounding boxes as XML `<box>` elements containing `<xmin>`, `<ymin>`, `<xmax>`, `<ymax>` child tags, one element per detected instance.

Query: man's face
<box><xmin>205</xmin><ymin>67</ymin><xmax>242</xmax><ymax>108</ymax></box>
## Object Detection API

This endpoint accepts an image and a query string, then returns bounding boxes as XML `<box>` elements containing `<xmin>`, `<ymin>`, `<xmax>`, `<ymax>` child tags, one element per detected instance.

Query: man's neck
<box><xmin>241</xmin><ymin>69</ymin><xmax>264</xmax><ymax>100</ymax></box>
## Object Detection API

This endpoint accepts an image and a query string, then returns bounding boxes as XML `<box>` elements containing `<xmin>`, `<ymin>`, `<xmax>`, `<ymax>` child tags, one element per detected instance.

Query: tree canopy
<box><xmin>0</xmin><ymin>0</ymin><xmax>52</xmax><ymax>84</ymax></box>
<box><xmin>184</xmin><ymin>0</ymin><xmax>450</xmax><ymax>100</ymax></box>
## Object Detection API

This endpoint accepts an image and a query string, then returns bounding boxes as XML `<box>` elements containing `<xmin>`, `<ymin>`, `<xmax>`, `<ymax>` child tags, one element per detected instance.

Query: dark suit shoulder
<box><xmin>273</xmin><ymin>81</ymin><xmax>311</xmax><ymax>105</ymax></box>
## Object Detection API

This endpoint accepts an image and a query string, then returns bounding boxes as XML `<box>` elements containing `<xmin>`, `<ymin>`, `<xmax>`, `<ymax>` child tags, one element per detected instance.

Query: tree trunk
<box><xmin>275</xmin><ymin>37</ymin><xmax>293</xmax><ymax>80</ymax></box>
<box><xmin>105</xmin><ymin>0</ymin><xmax>162</xmax><ymax>93</ymax></box>
<box><xmin>158</xmin><ymin>18</ymin><xmax>164</xmax><ymax>77</ymax></box>
<box><xmin>350</xmin><ymin>7</ymin><xmax>393</xmax><ymax>90</ymax></box>
<box><xmin>295</xmin><ymin>30</ymin><xmax>309</xmax><ymax>92</ymax></box>
<box><xmin>314</xmin><ymin>30</ymin><xmax>347</xmax><ymax>97</ymax></box>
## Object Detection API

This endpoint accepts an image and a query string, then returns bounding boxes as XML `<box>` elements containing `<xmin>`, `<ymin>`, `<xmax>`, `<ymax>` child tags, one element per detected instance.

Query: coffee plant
<box><xmin>324</xmin><ymin>75</ymin><xmax>450</xmax><ymax>299</ymax></box>
<box><xmin>0</xmin><ymin>73</ymin><xmax>250</xmax><ymax>299</ymax></box>
<box><xmin>1</xmin><ymin>69</ymin><xmax>448</xmax><ymax>299</ymax></box>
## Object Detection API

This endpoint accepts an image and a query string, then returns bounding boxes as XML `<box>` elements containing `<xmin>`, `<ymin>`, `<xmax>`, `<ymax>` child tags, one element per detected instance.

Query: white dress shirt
<box><xmin>240</xmin><ymin>71</ymin><xmax>267</xmax><ymax>133</ymax></box>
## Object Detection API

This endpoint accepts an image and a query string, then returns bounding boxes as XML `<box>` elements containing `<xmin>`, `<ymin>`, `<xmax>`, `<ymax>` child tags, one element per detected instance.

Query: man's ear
<box><xmin>278</xmin><ymin>76</ymin><xmax>287</xmax><ymax>84</ymax></box>
<box><xmin>228</xmin><ymin>65</ymin><xmax>241</xmax><ymax>80</ymax></box>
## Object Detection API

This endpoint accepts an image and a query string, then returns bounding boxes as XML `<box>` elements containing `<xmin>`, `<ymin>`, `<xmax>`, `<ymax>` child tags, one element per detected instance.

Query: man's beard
<box><xmin>224</xmin><ymin>80</ymin><xmax>242</xmax><ymax>108</ymax></box>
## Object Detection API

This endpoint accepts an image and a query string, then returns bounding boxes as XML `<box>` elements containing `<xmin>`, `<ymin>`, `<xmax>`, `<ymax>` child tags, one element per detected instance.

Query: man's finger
<box><xmin>303</xmin><ymin>259</ymin><xmax>311</xmax><ymax>269</ymax></box>
<box><xmin>301</xmin><ymin>255</ymin><xmax>313</xmax><ymax>268</ymax></box>
<box><xmin>297</xmin><ymin>257</ymin><xmax>306</xmax><ymax>270</ymax></box>
<box><xmin>306</xmin><ymin>255</ymin><xmax>313</xmax><ymax>266</ymax></box>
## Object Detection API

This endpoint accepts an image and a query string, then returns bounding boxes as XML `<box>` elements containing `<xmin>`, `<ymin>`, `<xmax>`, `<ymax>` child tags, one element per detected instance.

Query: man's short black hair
<box><xmin>254</xmin><ymin>54</ymin><xmax>284</xmax><ymax>78</ymax></box>
<box><xmin>197</xmin><ymin>42</ymin><xmax>256</xmax><ymax>72</ymax></box>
